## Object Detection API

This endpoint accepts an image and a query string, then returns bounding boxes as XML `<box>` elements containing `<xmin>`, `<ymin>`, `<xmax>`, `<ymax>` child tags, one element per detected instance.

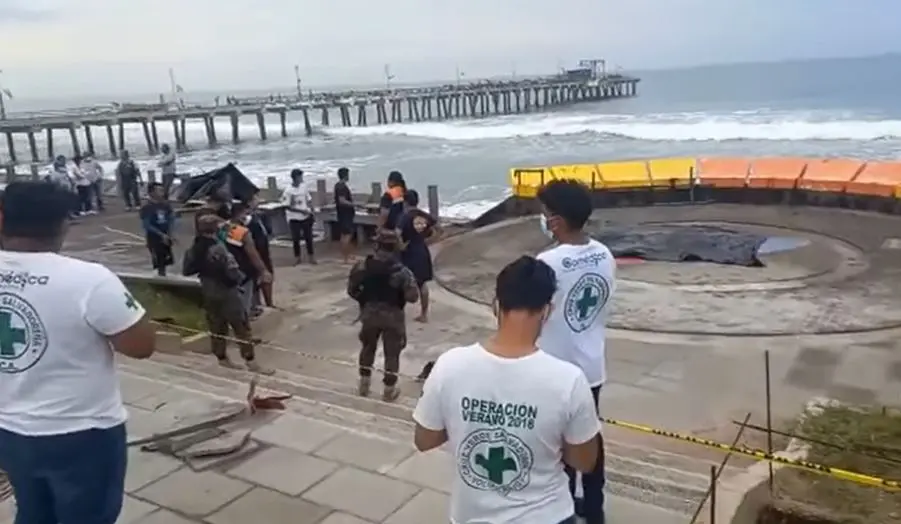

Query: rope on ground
<box><xmin>149</xmin><ymin>318</ymin><xmax>901</xmax><ymax>492</ymax></box>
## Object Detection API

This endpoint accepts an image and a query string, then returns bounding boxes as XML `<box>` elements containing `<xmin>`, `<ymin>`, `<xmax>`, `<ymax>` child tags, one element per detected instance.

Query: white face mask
<box><xmin>539</xmin><ymin>214</ymin><xmax>555</xmax><ymax>240</ymax></box>
<box><xmin>242</xmin><ymin>215</ymin><xmax>252</xmax><ymax>225</ymax></box>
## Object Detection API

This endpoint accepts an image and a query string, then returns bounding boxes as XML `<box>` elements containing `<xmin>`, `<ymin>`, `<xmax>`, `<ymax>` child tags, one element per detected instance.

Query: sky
<box><xmin>1</xmin><ymin>0</ymin><xmax>899</xmax><ymax>101</ymax></box>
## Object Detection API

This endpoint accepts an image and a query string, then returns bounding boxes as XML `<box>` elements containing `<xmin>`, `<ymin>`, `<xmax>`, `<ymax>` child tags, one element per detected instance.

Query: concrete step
<box><xmin>122</xmin><ymin>352</ymin><xmax>745</xmax><ymax>517</ymax></box>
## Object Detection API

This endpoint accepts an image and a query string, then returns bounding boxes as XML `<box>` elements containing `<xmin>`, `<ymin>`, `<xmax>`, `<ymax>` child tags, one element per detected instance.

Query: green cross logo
<box><xmin>0</xmin><ymin>311</ymin><xmax>26</xmax><ymax>357</ymax></box>
<box><xmin>575</xmin><ymin>286</ymin><xmax>599</xmax><ymax>320</ymax></box>
<box><xmin>124</xmin><ymin>292</ymin><xmax>138</xmax><ymax>310</ymax></box>
<box><xmin>474</xmin><ymin>446</ymin><xmax>518</xmax><ymax>484</ymax></box>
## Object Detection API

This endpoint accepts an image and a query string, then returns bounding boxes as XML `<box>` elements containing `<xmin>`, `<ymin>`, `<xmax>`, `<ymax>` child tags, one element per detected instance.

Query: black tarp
<box><xmin>176</xmin><ymin>163</ymin><xmax>259</xmax><ymax>203</ymax></box>
<box><xmin>592</xmin><ymin>224</ymin><xmax>766</xmax><ymax>266</ymax></box>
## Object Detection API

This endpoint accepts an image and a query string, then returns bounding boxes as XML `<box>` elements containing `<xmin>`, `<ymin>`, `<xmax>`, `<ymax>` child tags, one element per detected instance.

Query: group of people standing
<box><xmin>45</xmin><ymin>153</ymin><xmax>106</xmax><ymax>216</ymax></box>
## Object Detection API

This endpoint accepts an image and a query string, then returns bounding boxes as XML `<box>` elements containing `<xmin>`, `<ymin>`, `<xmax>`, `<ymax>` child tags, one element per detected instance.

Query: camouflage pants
<box><xmin>204</xmin><ymin>291</ymin><xmax>255</xmax><ymax>361</ymax></box>
<box><xmin>358</xmin><ymin>305</ymin><xmax>406</xmax><ymax>386</ymax></box>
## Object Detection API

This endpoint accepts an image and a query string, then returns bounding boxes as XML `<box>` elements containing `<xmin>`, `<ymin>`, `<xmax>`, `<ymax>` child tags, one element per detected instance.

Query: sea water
<box><xmin>5</xmin><ymin>54</ymin><xmax>901</xmax><ymax>221</ymax></box>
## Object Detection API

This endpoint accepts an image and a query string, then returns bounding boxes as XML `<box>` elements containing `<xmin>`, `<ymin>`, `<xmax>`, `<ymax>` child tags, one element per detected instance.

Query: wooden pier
<box><xmin>0</xmin><ymin>72</ymin><xmax>639</xmax><ymax>165</ymax></box>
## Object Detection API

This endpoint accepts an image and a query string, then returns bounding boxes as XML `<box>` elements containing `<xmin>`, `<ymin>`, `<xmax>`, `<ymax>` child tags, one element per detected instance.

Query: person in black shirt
<box><xmin>245</xmin><ymin>193</ymin><xmax>275</xmax><ymax>315</ymax></box>
<box><xmin>140</xmin><ymin>183</ymin><xmax>175</xmax><ymax>276</ymax></box>
<box><xmin>399</xmin><ymin>189</ymin><xmax>440</xmax><ymax>322</ymax></box>
<box><xmin>333</xmin><ymin>167</ymin><xmax>356</xmax><ymax>263</ymax></box>
<box><xmin>378</xmin><ymin>170</ymin><xmax>406</xmax><ymax>233</ymax></box>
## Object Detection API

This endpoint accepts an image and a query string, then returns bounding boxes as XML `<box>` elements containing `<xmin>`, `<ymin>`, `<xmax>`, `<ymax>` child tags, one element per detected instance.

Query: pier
<box><xmin>0</xmin><ymin>68</ymin><xmax>638</xmax><ymax>165</ymax></box>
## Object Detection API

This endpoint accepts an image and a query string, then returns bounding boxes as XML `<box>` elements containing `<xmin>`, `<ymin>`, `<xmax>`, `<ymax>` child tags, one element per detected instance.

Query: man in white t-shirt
<box><xmin>0</xmin><ymin>182</ymin><xmax>157</xmax><ymax>524</ymax></box>
<box><xmin>413</xmin><ymin>255</ymin><xmax>602</xmax><ymax>524</ymax></box>
<box><xmin>535</xmin><ymin>179</ymin><xmax>615</xmax><ymax>524</ymax></box>
<box><xmin>279</xmin><ymin>168</ymin><xmax>317</xmax><ymax>265</ymax></box>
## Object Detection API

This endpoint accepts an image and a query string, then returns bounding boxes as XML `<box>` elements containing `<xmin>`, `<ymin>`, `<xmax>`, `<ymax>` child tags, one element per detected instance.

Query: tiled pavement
<box><xmin>0</xmin><ymin>373</ymin><xmax>685</xmax><ymax>524</ymax></box>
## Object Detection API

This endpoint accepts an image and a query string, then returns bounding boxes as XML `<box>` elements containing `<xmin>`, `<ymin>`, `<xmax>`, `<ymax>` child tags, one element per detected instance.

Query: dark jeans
<box><xmin>90</xmin><ymin>181</ymin><xmax>105</xmax><ymax>211</ymax></box>
<box><xmin>121</xmin><ymin>178</ymin><xmax>140</xmax><ymax>208</ymax></box>
<box><xmin>288</xmin><ymin>217</ymin><xmax>315</xmax><ymax>257</ymax></box>
<box><xmin>0</xmin><ymin>424</ymin><xmax>127</xmax><ymax>524</ymax></box>
<box><xmin>161</xmin><ymin>173</ymin><xmax>175</xmax><ymax>200</ymax></box>
<box><xmin>76</xmin><ymin>185</ymin><xmax>93</xmax><ymax>213</ymax></box>
<box><xmin>566</xmin><ymin>385</ymin><xmax>605</xmax><ymax>524</ymax></box>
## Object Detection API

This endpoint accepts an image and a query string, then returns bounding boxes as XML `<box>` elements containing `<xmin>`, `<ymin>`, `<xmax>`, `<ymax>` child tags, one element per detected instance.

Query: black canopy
<box><xmin>176</xmin><ymin>163</ymin><xmax>259</xmax><ymax>203</ymax></box>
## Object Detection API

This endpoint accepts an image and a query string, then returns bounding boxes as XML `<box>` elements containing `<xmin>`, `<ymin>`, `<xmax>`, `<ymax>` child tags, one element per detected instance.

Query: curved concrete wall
<box><xmin>509</xmin><ymin>157</ymin><xmax>901</xmax><ymax>199</ymax></box>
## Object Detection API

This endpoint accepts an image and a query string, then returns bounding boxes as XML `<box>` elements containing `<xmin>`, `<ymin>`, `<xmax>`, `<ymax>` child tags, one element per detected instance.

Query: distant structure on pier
<box><xmin>0</xmin><ymin>61</ymin><xmax>639</xmax><ymax>165</ymax></box>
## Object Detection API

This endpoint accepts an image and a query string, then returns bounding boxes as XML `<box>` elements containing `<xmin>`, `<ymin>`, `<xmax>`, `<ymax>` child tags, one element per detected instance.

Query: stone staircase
<box><xmin>123</xmin><ymin>350</ymin><xmax>750</xmax><ymax>520</ymax></box>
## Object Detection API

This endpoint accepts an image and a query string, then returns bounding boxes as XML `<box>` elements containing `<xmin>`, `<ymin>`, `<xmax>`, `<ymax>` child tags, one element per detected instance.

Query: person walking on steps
<box><xmin>536</xmin><ymin>179</ymin><xmax>616</xmax><ymax>524</ymax></box>
<box><xmin>140</xmin><ymin>182</ymin><xmax>176</xmax><ymax>277</ymax></box>
<box><xmin>411</xmin><ymin>255</ymin><xmax>602</xmax><ymax>524</ymax></box>
<box><xmin>0</xmin><ymin>181</ymin><xmax>157</xmax><ymax>524</ymax></box>
<box><xmin>116</xmin><ymin>150</ymin><xmax>142</xmax><ymax>211</ymax></box>
<box><xmin>346</xmin><ymin>230</ymin><xmax>419</xmax><ymax>402</ymax></box>
<box><xmin>184</xmin><ymin>214</ymin><xmax>274</xmax><ymax>375</ymax></box>
<box><xmin>280</xmin><ymin>168</ymin><xmax>316</xmax><ymax>264</ymax></box>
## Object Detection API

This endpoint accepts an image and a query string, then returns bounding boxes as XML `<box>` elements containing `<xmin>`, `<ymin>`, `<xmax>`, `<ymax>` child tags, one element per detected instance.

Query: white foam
<box><xmin>327</xmin><ymin>111</ymin><xmax>901</xmax><ymax>142</ymax></box>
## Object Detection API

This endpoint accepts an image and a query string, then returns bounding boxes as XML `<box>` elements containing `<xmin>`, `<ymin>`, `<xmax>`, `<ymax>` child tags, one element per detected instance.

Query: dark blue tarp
<box><xmin>592</xmin><ymin>224</ymin><xmax>766</xmax><ymax>266</ymax></box>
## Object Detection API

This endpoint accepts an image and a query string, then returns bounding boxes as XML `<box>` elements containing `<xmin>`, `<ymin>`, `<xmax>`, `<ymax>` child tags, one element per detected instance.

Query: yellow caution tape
<box><xmin>601</xmin><ymin>417</ymin><xmax>901</xmax><ymax>491</ymax></box>
<box><xmin>145</xmin><ymin>318</ymin><xmax>901</xmax><ymax>491</ymax></box>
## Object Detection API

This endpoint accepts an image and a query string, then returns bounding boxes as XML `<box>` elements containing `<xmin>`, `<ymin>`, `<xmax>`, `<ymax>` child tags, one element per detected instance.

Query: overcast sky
<box><xmin>1</xmin><ymin>0</ymin><xmax>899</xmax><ymax>100</ymax></box>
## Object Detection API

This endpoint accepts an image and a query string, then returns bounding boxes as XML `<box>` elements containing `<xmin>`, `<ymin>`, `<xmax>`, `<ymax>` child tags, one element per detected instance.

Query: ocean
<box><xmin>5</xmin><ymin>54</ymin><xmax>901</xmax><ymax>220</ymax></box>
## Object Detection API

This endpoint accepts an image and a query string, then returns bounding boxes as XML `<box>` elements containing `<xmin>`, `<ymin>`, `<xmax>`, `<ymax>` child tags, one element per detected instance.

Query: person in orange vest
<box><xmin>224</xmin><ymin>204</ymin><xmax>273</xmax><ymax>320</ymax></box>
<box><xmin>378</xmin><ymin>171</ymin><xmax>406</xmax><ymax>233</ymax></box>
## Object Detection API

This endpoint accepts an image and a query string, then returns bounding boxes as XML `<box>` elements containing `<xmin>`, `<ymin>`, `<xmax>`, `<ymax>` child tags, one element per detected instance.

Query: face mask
<box><xmin>539</xmin><ymin>215</ymin><xmax>554</xmax><ymax>240</ymax></box>
<box><xmin>242</xmin><ymin>215</ymin><xmax>252</xmax><ymax>225</ymax></box>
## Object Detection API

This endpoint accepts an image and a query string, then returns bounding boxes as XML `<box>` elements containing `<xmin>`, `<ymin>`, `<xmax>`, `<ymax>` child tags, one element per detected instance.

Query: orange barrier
<box><xmin>509</xmin><ymin>157</ymin><xmax>901</xmax><ymax>199</ymax></box>
<box><xmin>748</xmin><ymin>158</ymin><xmax>809</xmax><ymax>189</ymax></box>
<box><xmin>698</xmin><ymin>158</ymin><xmax>751</xmax><ymax>188</ymax></box>
<box><xmin>846</xmin><ymin>162</ymin><xmax>901</xmax><ymax>198</ymax></box>
<box><xmin>797</xmin><ymin>159</ymin><xmax>867</xmax><ymax>193</ymax></box>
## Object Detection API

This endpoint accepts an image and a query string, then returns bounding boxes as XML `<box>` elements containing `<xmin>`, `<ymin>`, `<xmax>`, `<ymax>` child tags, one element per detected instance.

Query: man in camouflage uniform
<box><xmin>192</xmin><ymin>214</ymin><xmax>273</xmax><ymax>375</ymax></box>
<box><xmin>347</xmin><ymin>231</ymin><xmax>419</xmax><ymax>401</ymax></box>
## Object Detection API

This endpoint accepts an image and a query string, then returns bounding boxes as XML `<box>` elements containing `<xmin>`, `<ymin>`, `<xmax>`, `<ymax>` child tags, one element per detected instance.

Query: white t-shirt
<box><xmin>0</xmin><ymin>251</ymin><xmax>146</xmax><ymax>436</ymax></box>
<box><xmin>537</xmin><ymin>239</ymin><xmax>616</xmax><ymax>386</ymax></box>
<box><xmin>280</xmin><ymin>183</ymin><xmax>314</xmax><ymax>222</ymax></box>
<box><xmin>413</xmin><ymin>343</ymin><xmax>602</xmax><ymax>524</ymax></box>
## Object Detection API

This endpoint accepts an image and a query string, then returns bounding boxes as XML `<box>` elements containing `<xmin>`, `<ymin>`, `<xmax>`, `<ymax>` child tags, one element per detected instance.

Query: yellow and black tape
<box><xmin>144</xmin><ymin>317</ymin><xmax>901</xmax><ymax>492</ymax></box>
<box><xmin>601</xmin><ymin>417</ymin><xmax>901</xmax><ymax>491</ymax></box>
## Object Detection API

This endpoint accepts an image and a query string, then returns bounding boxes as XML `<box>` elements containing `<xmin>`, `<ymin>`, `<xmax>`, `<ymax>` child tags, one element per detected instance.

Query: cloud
<box><xmin>1</xmin><ymin>0</ymin><xmax>900</xmax><ymax>99</ymax></box>
<box><xmin>0</xmin><ymin>4</ymin><xmax>56</xmax><ymax>25</ymax></box>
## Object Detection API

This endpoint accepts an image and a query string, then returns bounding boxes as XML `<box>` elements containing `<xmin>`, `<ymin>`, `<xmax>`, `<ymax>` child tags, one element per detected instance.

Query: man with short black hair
<box><xmin>115</xmin><ymin>150</ymin><xmax>141</xmax><ymax>211</ymax></box>
<box><xmin>413</xmin><ymin>255</ymin><xmax>602</xmax><ymax>524</ymax></box>
<box><xmin>0</xmin><ymin>181</ymin><xmax>157</xmax><ymax>524</ymax></box>
<box><xmin>536</xmin><ymin>179</ymin><xmax>615</xmax><ymax>524</ymax></box>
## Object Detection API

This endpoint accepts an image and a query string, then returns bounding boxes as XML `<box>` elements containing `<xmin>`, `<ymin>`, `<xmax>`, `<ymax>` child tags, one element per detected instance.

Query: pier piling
<box><xmin>0</xmin><ymin>67</ymin><xmax>639</xmax><ymax>165</ymax></box>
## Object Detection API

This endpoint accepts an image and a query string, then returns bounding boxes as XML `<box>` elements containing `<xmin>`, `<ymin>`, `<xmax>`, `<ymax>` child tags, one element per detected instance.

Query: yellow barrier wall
<box><xmin>647</xmin><ymin>157</ymin><xmax>696</xmax><ymax>186</ymax></box>
<box><xmin>597</xmin><ymin>161</ymin><xmax>651</xmax><ymax>189</ymax></box>
<box><xmin>547</xmin><ymin>164</ymin><xmax>603</xmax><ymax>189</ymax></box>
<box><xmin>509</xmin><ymin>157</ymin><xmax>901</xmax><ymax>199</ymax></box>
